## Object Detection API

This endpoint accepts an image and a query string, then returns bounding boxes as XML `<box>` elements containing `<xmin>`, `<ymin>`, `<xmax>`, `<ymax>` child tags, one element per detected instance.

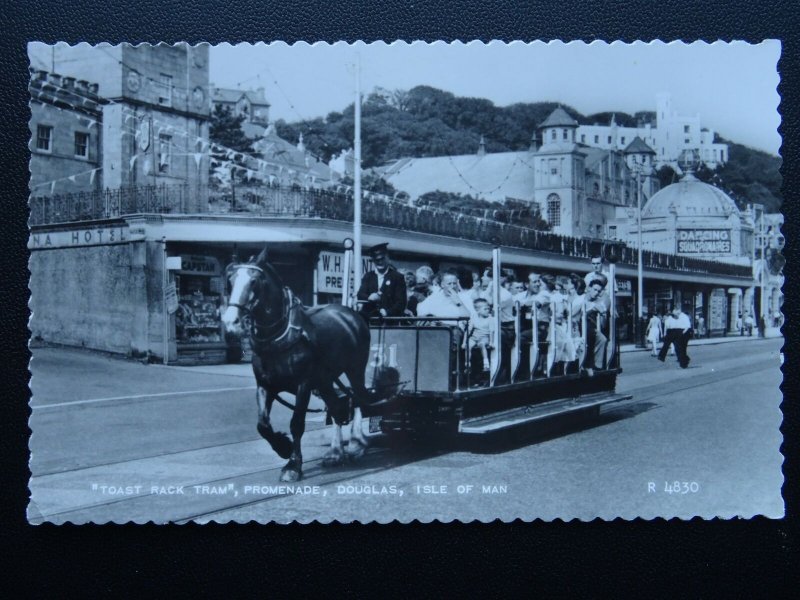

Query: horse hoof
<box><xmin>280</xmin><ymin>468</ymin><xmax>302</xmax><ymax>482</ymax></box>
<box><xmin>345</xmin><ymin>440</ymin><xmax>367</xmax><ymax>461</ymax></box>
<box><xmin>321</xmin><ymin>450</ymin><xmax>344</xmax><ymax>468</ymax></box>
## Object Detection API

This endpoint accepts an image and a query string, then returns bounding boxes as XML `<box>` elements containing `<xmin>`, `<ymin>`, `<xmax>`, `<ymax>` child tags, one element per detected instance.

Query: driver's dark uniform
<box><xmin>357</xmin><ymin>266</ymin><xmax>407</xmax><ymax>320</ymax></box>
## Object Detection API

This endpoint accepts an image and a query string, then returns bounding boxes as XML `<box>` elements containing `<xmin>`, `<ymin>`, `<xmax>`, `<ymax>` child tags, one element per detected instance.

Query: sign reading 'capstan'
<box><xmin>676</xmin><ymin>229</ymin><xmax>731</xmax><ymax>254</ymax></box>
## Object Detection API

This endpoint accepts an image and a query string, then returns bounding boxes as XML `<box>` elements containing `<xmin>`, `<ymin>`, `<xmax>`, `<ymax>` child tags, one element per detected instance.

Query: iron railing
<box><xmin>29</xmin><ymin>184</ymin><xmax>192</xmax><ymax>225</ymax></box>
<box><xmin>30</xmin><ymin>183</ymin><xmax>753</xmax><ymax>278</ymax></box>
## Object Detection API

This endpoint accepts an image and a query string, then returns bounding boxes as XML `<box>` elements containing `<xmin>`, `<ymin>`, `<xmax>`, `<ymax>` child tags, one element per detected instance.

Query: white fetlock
<box><xmin>345</xmin><ymin>438</ymin><xmax>367</xmax><ymax>460</ymax></box>
<box><xmin>322</xmin><ymin>447</ymin><xmax>344</xmax><ymax>467</ymax></box>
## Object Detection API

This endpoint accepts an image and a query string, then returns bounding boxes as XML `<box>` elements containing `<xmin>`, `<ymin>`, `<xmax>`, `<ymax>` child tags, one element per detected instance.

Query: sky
<box><xmin>210</xmin><ymin>40</ymin><xmax>781</xmax><ymax>156</ymax></box>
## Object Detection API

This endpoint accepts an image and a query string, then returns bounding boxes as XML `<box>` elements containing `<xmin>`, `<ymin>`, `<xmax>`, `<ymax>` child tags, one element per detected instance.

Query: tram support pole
<box><xmin>342</xmin><ymin>238</ymin><xmax>354</xmax><ymax>307</ymax></box>
<box><xmin>489</xmin><ymin>246</ymin><xmax>502</xmax><ymax>386</ymax></box>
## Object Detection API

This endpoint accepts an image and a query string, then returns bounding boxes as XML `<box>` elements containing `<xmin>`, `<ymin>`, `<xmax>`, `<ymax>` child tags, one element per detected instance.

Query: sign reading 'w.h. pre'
<box><xmin>676</xmin><ymin>229</ymin><xmax>731</xmax><ymax>254</ymax></box>
<box><xmin>317</xmin><ymin>251</ymin><xmax>374</xmax><ymax>294</ymax></box>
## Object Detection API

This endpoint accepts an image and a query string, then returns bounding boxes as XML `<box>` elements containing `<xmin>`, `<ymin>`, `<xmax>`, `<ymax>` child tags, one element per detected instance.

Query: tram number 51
<box><xmin>370</xmin><ymin>343</ymin><xmax>398</xmax><ymax>369</ymax></box>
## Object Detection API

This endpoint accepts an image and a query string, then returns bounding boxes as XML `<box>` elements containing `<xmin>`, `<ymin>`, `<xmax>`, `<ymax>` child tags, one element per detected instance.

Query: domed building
<box><xmin>636</xmin><ymin>173</ymin><xmax>754</xmax><ymax>265</ymax></box>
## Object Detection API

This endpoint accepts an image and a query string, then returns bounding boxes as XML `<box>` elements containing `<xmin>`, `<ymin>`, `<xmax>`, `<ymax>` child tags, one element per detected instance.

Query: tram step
<box><xmin>457</xmin><ymin>392</ymin><xmax>632</xmax><ymax>435</ymax></box>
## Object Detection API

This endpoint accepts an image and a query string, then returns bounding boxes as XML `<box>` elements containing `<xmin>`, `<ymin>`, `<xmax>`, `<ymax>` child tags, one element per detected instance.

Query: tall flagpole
<box><xmin>353</xmin><ymin>53</ymin><xmax>363</xmax><ymax>297</ymax></box>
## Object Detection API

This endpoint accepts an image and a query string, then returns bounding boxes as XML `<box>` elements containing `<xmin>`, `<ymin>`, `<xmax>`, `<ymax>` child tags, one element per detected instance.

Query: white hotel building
<box><xmin>576</xmin><ymin>93</ymin><xmax>729</xmax><ymax>170</ymax></box>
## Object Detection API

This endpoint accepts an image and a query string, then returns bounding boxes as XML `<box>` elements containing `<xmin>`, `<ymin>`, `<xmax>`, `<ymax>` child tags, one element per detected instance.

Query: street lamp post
<box><xmin>636</xmin><ymin>168</ymin><xmax>644</xmax><ymax>347</ymax></box>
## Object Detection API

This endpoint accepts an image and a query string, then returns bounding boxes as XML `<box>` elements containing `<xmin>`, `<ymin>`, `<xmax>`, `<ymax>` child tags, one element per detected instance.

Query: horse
<box><xmin>221</xmin><ymin>247</ymin><xmax>372</xmax><ymax>482</ymax></box>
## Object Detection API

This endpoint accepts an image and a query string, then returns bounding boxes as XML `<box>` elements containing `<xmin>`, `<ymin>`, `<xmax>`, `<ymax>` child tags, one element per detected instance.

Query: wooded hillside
<box><xmin>260</xmin><ymin>85</ymin><xmax>782</xmax><ymax>212</ymax></box>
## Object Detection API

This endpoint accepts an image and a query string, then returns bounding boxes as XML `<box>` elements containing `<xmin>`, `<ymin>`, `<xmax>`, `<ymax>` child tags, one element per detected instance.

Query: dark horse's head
<box><xmin>221</xmin><ymin>247</ymin><xmax>284</xmax><ymax>337</ymax></box>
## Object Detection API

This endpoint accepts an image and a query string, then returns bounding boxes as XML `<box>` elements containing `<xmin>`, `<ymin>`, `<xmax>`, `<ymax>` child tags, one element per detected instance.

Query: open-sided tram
<box><xmin>342</xmin><ymin>244</ymin><xmax>631</xmax><ymax>437</ymax></box>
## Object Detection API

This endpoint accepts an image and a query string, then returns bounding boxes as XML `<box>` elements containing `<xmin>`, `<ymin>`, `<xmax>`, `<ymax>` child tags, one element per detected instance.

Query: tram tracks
<box><xmin>29</xmin><ymin>348</ymin><xmax>780</xmax><ymax>523</ymax></box>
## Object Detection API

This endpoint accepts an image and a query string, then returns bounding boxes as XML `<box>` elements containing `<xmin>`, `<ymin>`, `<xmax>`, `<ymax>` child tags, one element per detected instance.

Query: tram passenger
<box><xmin>416</xmin><ymin>270</ymin><xmax>471</xmax><ymax>322</ymax></box>
<box><xmin>357</xmin><ymin>243</ymin><xmax>407</xmax><ymax>320</ymax></box>
<box><xmin>583</xmin><ymin>278</ymin><xmax>609</xmax><ymax>375</ymax></box>
<box><xmin>515</xmin><ymin>273</ymin><xmax>551</xmax><ymax>379</ymax></box>
<box><xmin>584</xmin><ymin>255</ymin><xmax>618</xmax><ymax>301</ymax></box>
<box><xmin>553</xmin><ymin>275</ymin><xmax>577</xmax><ymax>372</ymax></box>
<box><xmin>401</xmin><ymin>269</ymin><xmax>419</xmax><ymax>316</ymax></box>
<box><xmin>478</xmin><ymin>269</ymin><xmax>516</xmax><ymax>384</ymax></box>
<box><xmin>567</xmin><ymin>274</ymin><xmax>587</xmax><ymax>370</ymax></box>
<box><xmin>456</xmin><ymin>266</ymin><xmax>480</xmax><ymax>319</ymax></box>
<box><xmin>468</xmin><ymin>297</ymin><xmax>496</xmax><ymax>373</ymax></box>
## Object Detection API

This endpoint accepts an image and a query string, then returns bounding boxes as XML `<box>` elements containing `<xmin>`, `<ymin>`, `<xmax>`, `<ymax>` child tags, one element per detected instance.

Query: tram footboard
<box><xmin>457</xmin><ymin>391</ymin><xmax>631</xmax><ymax>435</ymax></box>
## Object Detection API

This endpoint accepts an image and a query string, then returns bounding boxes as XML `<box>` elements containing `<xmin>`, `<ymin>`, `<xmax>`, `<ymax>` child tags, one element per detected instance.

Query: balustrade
<box><xmin>30</xmin><ymin>183</ymin><xmax>751</xmax><ymax>278</ymax></box>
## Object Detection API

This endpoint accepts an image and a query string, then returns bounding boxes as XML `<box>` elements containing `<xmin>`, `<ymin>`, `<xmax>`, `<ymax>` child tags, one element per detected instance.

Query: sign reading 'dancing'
<box><xmin>676</xmin><ymin>229</ymin><xmax>731</xmax><ymax>254</ymax></box>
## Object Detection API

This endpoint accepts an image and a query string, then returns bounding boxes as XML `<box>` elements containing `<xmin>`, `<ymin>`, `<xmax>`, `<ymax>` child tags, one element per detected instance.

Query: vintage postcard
<box><xmin>27</xmin><ymin>40</ymin><xmax>783</xmax><ymax>524</ymax></box>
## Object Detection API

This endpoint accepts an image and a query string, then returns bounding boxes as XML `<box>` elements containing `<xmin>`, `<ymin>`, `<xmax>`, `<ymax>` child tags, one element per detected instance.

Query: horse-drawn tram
<box><xmin>359</xmin><ymin>246</ymin><xmax>630</xmax><ymax>438</ymax></box>
<box><xmin>222</xmin><ymin>241</ymin><xmax>631</xmax><ymax>481</ymax></box>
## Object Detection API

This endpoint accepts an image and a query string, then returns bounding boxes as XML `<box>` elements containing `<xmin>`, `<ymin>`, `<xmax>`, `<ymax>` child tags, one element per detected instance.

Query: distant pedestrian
<box><xmin>646</xmin><ymin>312</ymin><xmax>663</xmax><ymax>356</ymax></box>
<box><xmin>658</xmin><ymin>305</ymin><xmax>691</xmax><ymax>368</ymax></box>
<box><xmin>744</xmin><ymin>313</ymin><xmax>755</xmax><ymax>337</ymax></box>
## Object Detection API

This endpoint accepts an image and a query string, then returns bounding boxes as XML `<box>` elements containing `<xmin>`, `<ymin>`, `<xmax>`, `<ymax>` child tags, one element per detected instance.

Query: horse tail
<box><xmin>257</xmin><ymin>421</ymin><xmax>293</xmax><ymax>459</ymax></box>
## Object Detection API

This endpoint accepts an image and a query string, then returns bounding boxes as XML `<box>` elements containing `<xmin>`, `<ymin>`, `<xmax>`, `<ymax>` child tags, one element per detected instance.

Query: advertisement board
<box><xmin>676</xmin><ymin>229</ymin><xmax>732</xmax><ymax>254</ymax></box>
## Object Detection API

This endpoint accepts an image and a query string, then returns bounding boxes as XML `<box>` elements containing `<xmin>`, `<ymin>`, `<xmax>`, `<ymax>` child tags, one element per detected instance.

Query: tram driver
<box><xmin>357</xmin><ymin>243</ymin><xmax>407</xmax><ymax>320</ymax></box>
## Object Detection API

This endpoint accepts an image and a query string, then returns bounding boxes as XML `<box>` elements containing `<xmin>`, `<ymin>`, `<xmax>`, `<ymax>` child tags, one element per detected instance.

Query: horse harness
<box><xmin>228</xmin><ymin>264</ymin><xmax>309</xmax><ymax>354</ymax></box>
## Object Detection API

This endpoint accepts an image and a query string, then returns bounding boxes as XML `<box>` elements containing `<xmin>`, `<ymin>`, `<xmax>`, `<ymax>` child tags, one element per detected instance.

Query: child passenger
<box><xmin>469</xmin><ymin>297</ymin><xmax>496</xmax><ymax>371</ymax></box>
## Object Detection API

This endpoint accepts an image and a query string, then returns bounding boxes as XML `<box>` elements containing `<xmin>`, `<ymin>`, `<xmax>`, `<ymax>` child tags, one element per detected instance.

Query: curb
<box><xmin>620</xmin><ymin>335</ymin><xmax>781</xmax><ymax>353</ymax></box>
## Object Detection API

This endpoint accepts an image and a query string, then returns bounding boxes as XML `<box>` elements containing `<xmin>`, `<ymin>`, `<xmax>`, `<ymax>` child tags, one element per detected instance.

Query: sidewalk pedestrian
<box><xmin>646</xmin><ymin>311</ymin><xmax>663</xmax><ymax>356</ymax></box>
<box><xmin>658</xmin><ymin>305</ymin><xmax>691</xmax><ymax>368</ymax></box>
<box><xmin>745</xmin><ymin>313</ymin><xmax>755</xmax><ymax>337</ymax></box>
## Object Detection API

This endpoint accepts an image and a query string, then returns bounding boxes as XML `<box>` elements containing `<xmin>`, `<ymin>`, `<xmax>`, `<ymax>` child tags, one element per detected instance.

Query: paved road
<box><xmin>27</xmin><ymin>338</ymin><xmax>784</xmax><ymax>523</ymax></box>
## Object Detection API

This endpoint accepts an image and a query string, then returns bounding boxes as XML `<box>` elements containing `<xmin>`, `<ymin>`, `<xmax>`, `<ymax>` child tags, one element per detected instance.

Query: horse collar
<box><xmin>251</xmin><ymin>287</ymin><xmax>305</xmax><ymax>350</ymax></box>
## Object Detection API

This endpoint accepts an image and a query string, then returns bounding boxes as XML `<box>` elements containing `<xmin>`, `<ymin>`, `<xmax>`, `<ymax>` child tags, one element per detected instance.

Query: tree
<box><xmin>209</xmin><ymin>105</ymin><xmax>253</xmax><ymax>153</ymax></box>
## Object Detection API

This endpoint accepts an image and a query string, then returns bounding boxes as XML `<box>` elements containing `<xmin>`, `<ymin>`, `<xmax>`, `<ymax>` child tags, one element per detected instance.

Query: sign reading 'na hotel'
<box><xmin>28</xmin><ymin>224</ymin><xmax>140</xmax><ymax>249</ymax></box>
<box><xmin>676</xmin><ymin>229</ymin><xmax>732</xmax><ymax>254</ymax></box>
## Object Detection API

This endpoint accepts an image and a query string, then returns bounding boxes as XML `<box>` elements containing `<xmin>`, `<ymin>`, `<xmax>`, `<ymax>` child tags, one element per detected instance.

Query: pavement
<box><xmin>619</xmin><ymin>332</ymin><xmax>782</xmax><ymax>353</ymax></box>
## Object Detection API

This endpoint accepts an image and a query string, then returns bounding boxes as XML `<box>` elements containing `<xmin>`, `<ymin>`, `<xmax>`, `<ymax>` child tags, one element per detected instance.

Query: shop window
<box><xmin>36</xmin><ymin>124</ymin><xmax>52</xmax><ymax>152</ymax></box>
<box><xmin>174</xmin><ymin>256</ymin><xmax>225</xmax><ymax>346</ymax></box>
<box><xmin>547</xmin><ymin>194</ymin><xmax>561</xmax><ymax>226</ymax></box>
<box><xmin>74</xmin><ymin>131</ymin><xmax>89</xmax><ymax>158</ymax></box>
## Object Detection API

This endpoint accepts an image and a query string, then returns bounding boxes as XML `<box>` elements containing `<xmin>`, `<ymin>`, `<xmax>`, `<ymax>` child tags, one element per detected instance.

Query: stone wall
<box><xmin>29</xmin><ymin>241</ymin><xmax>155</xmax><ymax>357</ymax></box>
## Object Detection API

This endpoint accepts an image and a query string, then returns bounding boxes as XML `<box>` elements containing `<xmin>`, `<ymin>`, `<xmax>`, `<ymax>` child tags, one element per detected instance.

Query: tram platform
<box><xmin>619</xmin><ymin>333</ymin><xmax>782</xmax><ymax>353</ymax></box>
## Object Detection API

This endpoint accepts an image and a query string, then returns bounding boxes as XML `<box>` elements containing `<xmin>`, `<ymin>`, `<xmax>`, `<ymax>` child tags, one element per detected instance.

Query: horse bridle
<box><xmin>228</xmin><ymin>264</ymin><xmax>299</xmax><ymax>345</ymax></box>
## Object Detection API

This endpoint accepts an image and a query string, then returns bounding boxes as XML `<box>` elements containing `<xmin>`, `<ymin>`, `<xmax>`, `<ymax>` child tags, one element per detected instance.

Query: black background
<box><xmin>2</xmin><ymin>0</ymin><xmax>797</xmax><ymax>595</ymax></box>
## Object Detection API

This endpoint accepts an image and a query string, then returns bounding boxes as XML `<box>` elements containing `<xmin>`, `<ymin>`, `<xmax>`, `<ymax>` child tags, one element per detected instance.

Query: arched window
<box><xmin>547</xmin><ymin>193</ymin><xmax>561</xmax><ymax>227</ymax></box>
